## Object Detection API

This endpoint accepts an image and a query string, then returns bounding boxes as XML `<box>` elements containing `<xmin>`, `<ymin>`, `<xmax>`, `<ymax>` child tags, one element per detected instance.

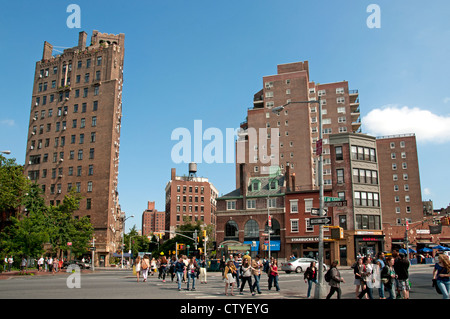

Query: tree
<box><xmin>0</xmin><ymin>155</ymin><xmax>30</xmax><ymax>231</ymax></box>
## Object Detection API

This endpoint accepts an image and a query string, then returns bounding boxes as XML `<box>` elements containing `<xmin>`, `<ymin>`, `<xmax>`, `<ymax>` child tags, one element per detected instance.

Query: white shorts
<box><xmin>225</xmin><ymin>273</ymin><xmax>236</xmax><ymax>284</ymax></box>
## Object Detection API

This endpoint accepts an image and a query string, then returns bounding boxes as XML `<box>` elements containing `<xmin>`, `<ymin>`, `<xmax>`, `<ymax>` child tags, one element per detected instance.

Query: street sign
<box><xmin>311</xmin><ymin>207</ymin><xmax>328</xmax><ymax>216</ymax></box>
<box><xmin>309</xmin><ymin>217</ymin><xmax>332</xmax><ymax>225</ymax></box>
<box><xmin>324</xmin><ymin>200</ymin><xmax>347</xmax><ymax>207</ymax></box>
<box><xmin>324</xmin><ymin>196</ymin><xmax>342</xmax><ymax>202</ymax></box>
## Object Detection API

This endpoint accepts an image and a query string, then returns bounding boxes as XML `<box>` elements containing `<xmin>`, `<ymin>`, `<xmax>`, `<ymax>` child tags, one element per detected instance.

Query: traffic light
<box><xmin>325</xmin><ymin>226</ymin><xmax>344</xmax><ymax>240</ymax></box>
<box><xmin>202</xmin><ymin>230</ymin><xmax>207</xmax><ymax>237</ymax></box>
<box><xmin>177</xmin><ymin>244</ymin><xmax>185</xmax><ymax>251</ymax></box>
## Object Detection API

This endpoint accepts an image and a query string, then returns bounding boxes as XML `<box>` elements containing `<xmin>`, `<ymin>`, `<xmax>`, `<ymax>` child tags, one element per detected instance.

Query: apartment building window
<box><xmin>97</xmin><ymin>56</ymin><xmax>102</xmax><ymax>66</ymax></box>
<box><xmin>335</xmin><ymin>146</ymin><xmax>343</xmax><ymax>160</ymax></box>
<box><xmin>337</xmin><ymin>107</ymin><xmax>346</xmax><ymax>114</ymax></box>
<box><xmin>336</xmin><ymin>87</ymin><xmax>345</xmax><ymax>94</ymax></box>
<box><xmin>291</xmin><ymin>219</ymin><xmax>299</xmax><ymax>232</ymax></box>
<box><xmin>78</xmin><ymin>149</ymin><xmax>83</xmax><ymax>160</ymax></box>
<box><xmin>86</xmin><ymin>59</ymin><xmax>91</xmax><ymax>68</ymax></box>
<box><xmin>290</xmin><ymin>200</ymin><xmax>298</xmax><ymax>213</ymax></box>
<box><xmin>403</xmin><ymin>173</ymin><xmax>408</xmax><ymax>180</ymax></box>
<box><xmin>356</xmin><ymin>215</ymin><xmax>381</xmax><ymax>230</ymax></box>
<box><xmin>88</xmin><ymin>165</ymin><xmax>93</xmax><ymax>175</ymax></box>
<box><xmin>337</xmin><ymin>169</ymin><xmax>344</xmax><ymax>184</ymax></box>
<box><xmin>305</xmin><ymin>219</ymin><xmax>313</xmax><ymax>232</ymax></box>
<box><xmin>268</xmin><ymin>198</ymin><xmax>277</xmax><ymax>208</ymax></box>
<box><xmin>304</xmin><ymin>199</ymin><xmax>313</xmax><ymax>213</ymax></box>
<box><xmin>83</xmin><ymin>88</ymin><xmax>88</xmax><ymax>98</ymax></box>
<box><xmin>337</xmin><ymin>97</ymin><xmax>345</xmax><ymax>104</ymax></box>
<box><xmin>86</xmin><ymin>198</ymin><xmax>92</xmax><ymax>210</ymax></box>
<box><xmin>76</xmin><ymin>182</ymin><xmax>81</xmax><ymax>193</ymax></box>
<box><xmin>265</xmin><ymin>81</ymin><xmax>273</xmax><ymax>89</ymax></box>
<box><xmin>92</xmin><ymin>116</ymin><xmax>97</xmax><ymax>127</ymax></box>
<box><xmin>84</xmin><ymin>73</ymin><xmax>90</xmax><ymax>83</ymax></box>
<box><xmin>227</xmin><ymin>200</ymin><xmax>236</xmax><ymax>210</ymax></box>
<box><xmin>247</xmin><ymin>199</ymin><xmax>256</xmax><ymax>209</ymax></box>
<box><xmin>90</xmin><ymin>132</ymin><xmax>96</xmax><ymax>143</ymax></box>
<box><xmin>77</xmin><ymin>166</ymin><xmax>82</xmax><ymax>176</ymax></box>
<box><xmin>89</xmin><ymin>148</ymin><xmax>95</xmax><ymax>159</ymax></box>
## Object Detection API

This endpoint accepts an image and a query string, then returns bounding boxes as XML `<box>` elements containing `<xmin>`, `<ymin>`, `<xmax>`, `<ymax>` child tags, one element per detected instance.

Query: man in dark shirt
<box><xmin>394</xmin><ymin>253</ymin><xmax>410</xmax><ymax>299</ymax></box>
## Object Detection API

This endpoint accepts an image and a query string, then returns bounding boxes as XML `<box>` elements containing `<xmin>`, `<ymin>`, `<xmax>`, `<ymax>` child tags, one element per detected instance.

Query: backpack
<box><xmin>324</xmin><ymin>268</ymin><xmax>332</xmax><ymax>282</ymax></box>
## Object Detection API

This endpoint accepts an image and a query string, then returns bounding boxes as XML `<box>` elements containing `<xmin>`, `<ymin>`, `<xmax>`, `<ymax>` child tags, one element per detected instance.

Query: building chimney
<box><xmin>147</xmin><ymin>201</ymin><xmax>155</xmax><ymax>211</ymax></box>
<box><xmin>42</xmin><ymin>41</ymin><xmax>53</xmax><ymax>60</ymax></box>
<box><xmin>285</xmin><ymin>163</ymin><xmax>291</xmax><ymax>192</ymax></box>
<box><xmin>78</xmin><ymin>31</ymin><xmax>88</xmax><ymax>49</ymax></box>
<box><xmin>239</xmin><ymin>163</ymin><xmax>248</xmax><ymax>201</ymax></box>
<box><xmin>171</xmin><ymin>168</ymin><xmax>176</xmax><ymax>180</ymax></box>
<box><xmin>291</xmin><ymin>173</ymin><xmax>296</xmax><ymax>191</ymax></box>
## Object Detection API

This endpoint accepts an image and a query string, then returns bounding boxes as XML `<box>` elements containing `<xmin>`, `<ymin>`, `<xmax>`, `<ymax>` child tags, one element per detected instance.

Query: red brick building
<box><xmin>142</xmin><ymin>201</ymin><xmax>165</xmax><ymax>237</ymax></box>
<box><xmin>23</xmin><ymin>30</ymin><xmax>125</xmax><ymax>266</ymax></box>
<box><xmin>164</xmin><ymin>164</ymin><xmax>218</xmax><ymax>238</ymax></box>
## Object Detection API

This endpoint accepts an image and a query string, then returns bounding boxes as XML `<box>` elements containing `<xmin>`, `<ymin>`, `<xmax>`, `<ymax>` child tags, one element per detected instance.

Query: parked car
<box><xmin>281</xmin><ymin>258</ymin><xmax>327</xmax><ymax>274</ymax></box>
<box><xmin>64</xmin><ymin>260</ymin><xmax>91</xmax><ymax>269</ymax></box>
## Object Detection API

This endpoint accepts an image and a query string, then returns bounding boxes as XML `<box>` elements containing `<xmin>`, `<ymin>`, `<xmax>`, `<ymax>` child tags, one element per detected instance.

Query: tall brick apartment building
<box><xmin>237</xmin><ymin>61</ymin><xmax>361</xmax><ymax>191</ymax></box>
<box><xmin>23</xmin><ymin>31</ymin><xmax>125</xmax><ymax>266</ymax></box>
<box><xmin>142</xmin><ymin>201</ymin><xmax>165</xmax><ymax>237</ymax></box>
<box><xmin>164</xmin><ymin>164</ymin><xmax>219</xmax><ymax>238</ymax></box>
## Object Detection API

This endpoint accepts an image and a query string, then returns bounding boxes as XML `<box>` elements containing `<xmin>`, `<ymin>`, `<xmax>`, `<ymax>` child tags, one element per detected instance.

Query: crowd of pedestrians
<box><xmin>128</xmin><ymin>248</ymin><xmax>450</xmax><ymax>299</ymax></box>
<box><xmin>132</xmin><ymin>252</ymin><xmax>281</xmax><ymax>297</ymax></box>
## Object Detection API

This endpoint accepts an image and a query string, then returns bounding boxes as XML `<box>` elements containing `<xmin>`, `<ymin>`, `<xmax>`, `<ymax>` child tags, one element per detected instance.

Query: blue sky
<box><xmin>1</xmin><ymin>0</ymin><xmax>449</xmax><ymax>231</ymax></box>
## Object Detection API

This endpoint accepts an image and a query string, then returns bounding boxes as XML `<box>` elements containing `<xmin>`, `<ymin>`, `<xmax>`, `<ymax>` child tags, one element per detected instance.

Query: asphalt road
<box><xmin>0</xmin><ymin>264</ymin><xmax>442</xmax><ymax>300</ymax></box>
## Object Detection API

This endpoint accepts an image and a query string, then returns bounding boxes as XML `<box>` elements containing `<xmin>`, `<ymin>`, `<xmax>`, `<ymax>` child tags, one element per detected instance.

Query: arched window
<box><xmin>225</xmin><ymin>220</ymin><xmax>239</xmax><ymax>238</ymax></box>
<box><xmin>244</xmin><ymin>219</ymin><xmax>259</xmax><ymax>238</ymax></box>
<box><xmin>265</xmin><ymin>218</ymin><xmax>281</xmax><ymax>237</ymax></box>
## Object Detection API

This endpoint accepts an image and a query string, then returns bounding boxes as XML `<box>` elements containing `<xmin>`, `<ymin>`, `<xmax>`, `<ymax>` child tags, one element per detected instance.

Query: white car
<box><xmin>281</xmin><ymin>257</ymin><xmax>327</xmax><ymax>274</ymax></box>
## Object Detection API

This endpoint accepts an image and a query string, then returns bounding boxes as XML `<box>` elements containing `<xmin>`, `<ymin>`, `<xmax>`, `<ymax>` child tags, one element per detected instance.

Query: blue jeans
<box><xmin>437</xmin><ymin>280</ymin><xmax>450</xmax><ymax>299</ymax></box>
<box><xmin>268</xmin><ymin>274</ymin><xmax>280</xmax><ymax>291</ymax></box>
<box><xmin>187</xmin><ymin>272</ymin><xmax>196</xmax><ymax>290</ymax></box>
<box><xmin>307</xmin><ymin>279</ymin><xmax>318</xmax><ymax>298</ymax></box>
<box><xmin>252</xmin><ymin>274</ymin><xmax>261</xmax><ymax>293</ymax></box>
<box><xmin>378</xmin><ymin>281</ymin><xmax>385</xmax><ymax>298</ymax></box>
<box><xmin>176</xmin><ymin>271</ymin><xmax>184</xmax><ymax>290</ymax></box>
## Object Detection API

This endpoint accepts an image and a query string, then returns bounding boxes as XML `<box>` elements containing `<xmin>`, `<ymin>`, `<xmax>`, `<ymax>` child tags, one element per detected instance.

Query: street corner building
<box><xmin>23</xmin><ymin>30</ymin><xmax>125</xmax><ymax>266</ymax></box>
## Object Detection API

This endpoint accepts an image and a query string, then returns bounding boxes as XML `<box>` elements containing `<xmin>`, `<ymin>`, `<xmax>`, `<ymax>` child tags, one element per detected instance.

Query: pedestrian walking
<box><xmin>251</xmin><ymin>255</ymin><xmax>262</xmax><ymax>294</ymax></box>
<box><xmin>199</xmin><ymin>255</ymin><xmax>207</xmax><ymax>284</ymax></box>
<box><xmin>352</xmin><ymin>257</ymin><xmax>364</xmax><ymax>298</ymax></box>
<box><xmin>175</xmin><ymin>256</ymin><xmax>186</xmax><ymax>291</ymax></box>
<box><xmin>7</xmin><ymin>256</ymin><xmax>13</xmax><ymax>272</ymax></box>
<box><xmin>186</xmin><ymin>256</ymin><xmax>198</xmax><ymax>291</ymax></box>
<box><xmin>223</xmin><ymin>260</ymin><xmax>237</xmax><ymax>296</ymax></box>
<box><xmin>304</xmin><ymin>261</ymin><xmax>318</xmax><ymax>298</ymax></box>
<box><xmin>38</xmin><ymin>256</ymin><xmax>44</xmax><ymax>272</ymax></box>
<box><xmin>268</xmin><ymin>259</ymin><xmax>280</xmax><ymax>291</ymax></box>
<box><xmin>150</xmin><ymin>257</ymin><xmax>157</xmax><ymax>276</ymax></box>
<box><xmin>381</xmin><ymin>256</ymin><xmax>397</xmax><ymax>299</ymax></box>
<box><xmin>433</xmin><ymin>254</ymin><xmax>450</xmax><ymax>299</ymax></box>
<box><xmin>160</xmin><ymin>255</ymin><xmax>168</xmax><ymax>282</ymax></box>
<box><xmin>141</xmin><ymin>255</ymin><xmax>150</xmax><ymax>282</ymax></box>
<box><xmin>135</xmin><ymin>256</ymin><xmax>141</xmax><ymax>282</ymax></box>
<box><xmin>52</xmin><ymin>258</ymin><xmax>58</xmax><ymax>274</ymax></box>
<box><xmin>358</xmin><ymin>256</ymin><xmax>375</xmax><ymax>299</ymax></box>
<box><xmin>233</xmin><ymin>254</ymin><xmax>241</xmax><ymax>288</ymax></box>
<box><xmin>20</xmin><ymin>256</ymin><xmax>27</xmax><ymax>274</ymax></box>
<box><xmin>375</xmin><ymin>251</ymin><xmax>386</xmax><ymax>299</ymax></box>
<box><xmin>394</xmin><ymin>252</ymin><xmax>410</xmax><ymax>299</ymax></box>
<box><xmin>326</xmin><ymin>260</ymin><xmax>345</xmax><ymax>299</ymax></box>
<box><xmin>239</xmin><ymin>258</ymin><xmax>255</xmax><ymax>295</ymax></box>
<box><xmin>220</xmin><ymin>255</ymin><xmax>226</xmax><ymax>276</ymax></box>
<box><xmin>169</xmin><ymin>256</ymin><xmax>176</xmax><ymax>282</ymax></box>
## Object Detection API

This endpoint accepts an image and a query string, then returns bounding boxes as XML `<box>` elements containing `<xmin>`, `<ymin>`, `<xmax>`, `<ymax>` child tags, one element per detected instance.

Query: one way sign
<box><xmin>309</xmin><ymin>217</ymin><xmax>332</xmax><ymax>225</ymax></box>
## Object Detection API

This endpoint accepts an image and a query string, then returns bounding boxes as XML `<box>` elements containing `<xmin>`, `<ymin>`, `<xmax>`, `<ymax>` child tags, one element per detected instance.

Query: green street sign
<box><xmin>324</xmin><ymin>196</ymin><xmax>342</xmax><ymax>202</ymax></box>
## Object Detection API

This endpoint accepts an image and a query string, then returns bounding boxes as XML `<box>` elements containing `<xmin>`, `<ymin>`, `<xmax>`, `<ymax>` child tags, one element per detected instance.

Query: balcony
<box><xmin>349</xmin><ymin>89</ymin><xmax>359</xmax><ymax>104</ymax></box>
<box><xmin>352</xmin><ymin>118</ymin><xmax>362</xmax><ymax>133</ymax></box>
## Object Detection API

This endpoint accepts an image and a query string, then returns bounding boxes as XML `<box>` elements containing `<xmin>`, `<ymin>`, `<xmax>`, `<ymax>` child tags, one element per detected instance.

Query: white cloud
<box><xmin>0</xmin><ymin>119</ymin><xmax>15</xmax><ymax>127</ymax></box>
<box><xmin>362</xmin><ymin>105</ymin><xmax>450</xmax><ymax>143</ymax></box>
<box><xmin>423</xmin><ymin>188</ymin><xmax>432</xmax><ymax>196</ymax></box>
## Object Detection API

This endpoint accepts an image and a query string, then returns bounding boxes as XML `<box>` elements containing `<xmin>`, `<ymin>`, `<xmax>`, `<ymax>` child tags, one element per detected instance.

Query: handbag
<box><xmin>142</xmin><ymin>260</ymin><xmax>148</xmax><ymax>270</ymax></box>
<box><xmin>432</xmin><ymin>279</ymin><xmax>442</xmax><ymax>294</ymax></box>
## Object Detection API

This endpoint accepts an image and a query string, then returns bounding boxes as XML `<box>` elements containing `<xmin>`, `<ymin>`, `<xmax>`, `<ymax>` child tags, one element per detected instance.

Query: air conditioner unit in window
<box><xmin>31</xmin><ymin>132</ymin><xmax>35</xmax><ymax>135</ymax></box>
<box><xmin>35</xmin><ymin>102</ymin><xmax>39</xmax><ymax>106</ymax></box>
<box><xmin>59</xmin><ymin>158</ymin><xmax>64</xmax><ymax>162</ymax></box>
<box><xmin>30</xmin><ymin>146</ymin><xmax>34</xmax><ymax>150</ymax></box>
<box><xmin>57</xmin><ymin>190</ymin><xmax>62</xmax><ymax>194</ymax></box>
<box><xmin>62</xmin><ymin>126</ymin><xmax>66</xmax><ymax>130</ymax></box>
<box><xmin>63</xmin><ymin>111</ymin><xmax>67</xmax><ymax>115</ymax></box>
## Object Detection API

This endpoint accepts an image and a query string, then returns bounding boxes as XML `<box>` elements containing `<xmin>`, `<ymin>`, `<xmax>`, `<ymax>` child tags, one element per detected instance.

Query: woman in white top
<box><xmin>135</xmin><ymin>256</ymin><xmax>141</xmax><ymax>282</ymax></box>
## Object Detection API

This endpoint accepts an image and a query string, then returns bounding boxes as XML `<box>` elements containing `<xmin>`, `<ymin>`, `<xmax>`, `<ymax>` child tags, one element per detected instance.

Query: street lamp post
<box><xmin>122</xmin><ymin>215</ymin><xmax>134</xmax><ymax>268</ymax></box>
<box><xmin>272</xmin><ymin>96</ymin><xmax>326</xmax><ymax>298</ymax></box>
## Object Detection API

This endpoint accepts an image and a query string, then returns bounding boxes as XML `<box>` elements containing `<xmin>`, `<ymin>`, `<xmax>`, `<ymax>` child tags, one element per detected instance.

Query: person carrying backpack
<box><xmin>326</xmin><ymin>260</ymin><xmax>345</xmax><ymax>299</ymax></box>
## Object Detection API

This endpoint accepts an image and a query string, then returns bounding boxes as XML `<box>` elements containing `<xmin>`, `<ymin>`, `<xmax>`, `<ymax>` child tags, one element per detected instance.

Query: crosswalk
<box><xmin>150</xmin><ymin>274</ymin><xmax>287</xmax><ymax>299</ymax></box>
